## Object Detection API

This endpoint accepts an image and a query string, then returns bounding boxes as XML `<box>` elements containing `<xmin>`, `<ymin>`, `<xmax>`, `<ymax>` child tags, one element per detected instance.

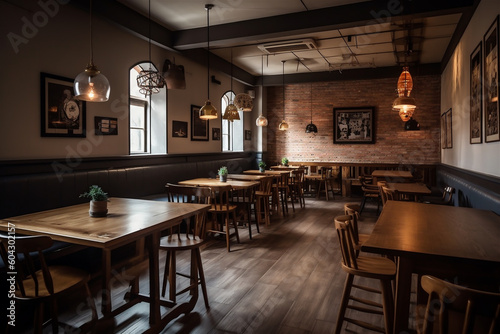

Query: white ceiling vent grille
<box><xmin>258</xmin><ymin>39</ymin><xmax>317</xmax><ymax>54</ymax></box>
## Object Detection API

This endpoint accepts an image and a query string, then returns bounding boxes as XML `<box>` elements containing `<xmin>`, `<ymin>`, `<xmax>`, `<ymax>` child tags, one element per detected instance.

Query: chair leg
<box><xmin>380</xmin><ymin>279</ymin><xmax>394</xmax><ymax>334</ymax></box>
<box><xmin>335</xmin><ymin>274</ymin><xmax>354</xmax><ymax>334</ymax></box>
<box><xmin>34</xmin><ymin>303</ymin><xmax>44</xmax><ymax>334</ymax></box>
<box><xmin>232</xmin><ymin>211</ymin><xmax>240</xmax><ymax>244</ymax></box>
<box><xmin>162</xmin><ymin>250</ymin><xmax>171</xmax><ymax>297</ymax></box>
<box><xmin>50</xmin><ymin>296</ymin><xmax>59</xmax><ymax>334</ymax></box>
<box><xmin>194</xmin><ymin>249</ymin><xmax>210</xmax><ymax>309</ymax></box>
<box><xmin>169</xmin><ymin>251</ymin><xmax>177</xmax><ymax>303</ymax></box>
<box><xmin>264</xmin><ymin>197</ymin><xmax>271</xmax><ymax>226</ymax></box>
<box><xmin>224</xmin><ymin>213</ymin><xmax>231</xmax><ymax>252</ymax></box>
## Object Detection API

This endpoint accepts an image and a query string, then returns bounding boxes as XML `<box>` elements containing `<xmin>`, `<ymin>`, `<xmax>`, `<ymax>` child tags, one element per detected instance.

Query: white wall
<box><xmin>0</xmin><ymin>2</ymin><xmax>246</xmax><ymax>160</ymax></box>
<box><xmin>441</xmin><ymin>0</ymin><xmax>500</xmax><ymax>177</ymax></box>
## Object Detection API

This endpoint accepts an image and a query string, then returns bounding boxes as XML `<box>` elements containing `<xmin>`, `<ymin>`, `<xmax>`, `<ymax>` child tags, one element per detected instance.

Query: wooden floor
<box><xmin>16</xmin><ymin>196</ymin><xmax>398</xmax><ymax>334</ymax></box>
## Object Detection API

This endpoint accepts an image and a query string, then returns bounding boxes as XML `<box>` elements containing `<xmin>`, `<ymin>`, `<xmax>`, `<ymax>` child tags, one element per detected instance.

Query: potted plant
<box><xmin>281</xmin><ymin>157</ymin><xmax>289</xmax><ymax>166</ymax></box>
<box><xmin>258</xmin><ymin>161</ymin><xmax>266</xmax><ymax>172</ymax></box>
<box><xmin>79</xmin><ymin>185</ymin><xmax>109</xmax><ymax>217</ymax></box>
<box><xmin>218</xmin><ymin>166</ymin><xmax>228</xmax><ymax>182</ymax></box>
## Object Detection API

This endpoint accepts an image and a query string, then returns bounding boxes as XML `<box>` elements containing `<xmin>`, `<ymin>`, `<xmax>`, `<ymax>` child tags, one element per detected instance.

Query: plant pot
<box><xmin>259</xmin><ymin>167</ymin><xmax>265</xmax><ymax>172</ymax></box>
<box><xmin>89</xmin><ymin>200</ymin><xmax>108</xmax><ymax>217</ymax></box>
<box><xmin>219</xmin><ymin>175</ymin><xmax>227</xmax><ymax>182</ymax></box>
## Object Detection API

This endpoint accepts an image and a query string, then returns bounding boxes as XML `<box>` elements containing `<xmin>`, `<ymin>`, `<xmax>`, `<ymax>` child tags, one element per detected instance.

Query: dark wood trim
<box><xmin>438</xmin><ymin>163</ymin><xmax>500</xmax><ymax>190</ymax></box>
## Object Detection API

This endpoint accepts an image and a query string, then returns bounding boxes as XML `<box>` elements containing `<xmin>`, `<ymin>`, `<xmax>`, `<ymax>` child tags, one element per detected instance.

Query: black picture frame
<box><xmin>95</xmin><ymin>116</ymin><xmax>117</xmax><ymax>135</ymax></box>
<box><xmin>212</xmin><ymin>128</ymin><xmax>220</xmax><ymax>140</ymax></box>
<box><xmin>172</xmin><ymin>120</ymin><xmax>188</xmax><ymax>138</ymax></box>
<box><xmin>441</xmin><ymin>108</ymin><xmax>453</xmax><ymax>149</ymax></box>
<box><xmin>245</xmin><ymin>130</ymin><xmax>251</xmax><ymax>141</ymax></box>
<box><xmin>191</xmin><ymin>105</ymin><xmax>209</xmax><ymax>141</ymax></box>
<box><xmin>41</xmin><ymin>72</ymin><xmax>86</xmax><ymax>137</ymax></box>
<box><xmin>470</xmin><ymin>42</ymin><xmax>482</xmax><ymax>144</ymax></box>
<box><xmin>483</xmin><ymin>15</ymin><xmax>499</xmax><ymax>143</ymax></box>
<box><xmin>333</xmin><ymin>107</ymin><xmax>374</xmax><ymax>144</ymax></box>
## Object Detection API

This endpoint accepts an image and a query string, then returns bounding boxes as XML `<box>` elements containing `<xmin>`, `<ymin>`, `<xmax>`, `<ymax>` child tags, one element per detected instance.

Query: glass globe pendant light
<box><xmin>199</xmin><ymin>4</ymin><xmax>218</xmax><ymax>120</ymax></box>
<box><xmin>256</xmin><ymin>55</ymin><xmax>268</xmax><ymax>127</ymax></box>
<box><xmin>278</xmin><ymin>60</ymin><xmax>288</xmax><ymax>131</ymax></box>
<box><xmin>74</xmin><ymin>0</ymin><xmax>110</xmax><ymax>102</ymax></box>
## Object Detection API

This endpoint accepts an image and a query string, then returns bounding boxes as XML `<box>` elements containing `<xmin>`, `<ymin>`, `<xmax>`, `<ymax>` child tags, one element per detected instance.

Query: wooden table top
<box><xmin>179</xmin><ymin>178</ymin><xmax>259</xmax><ymax>190</ymax></box>
<box><xmin>0</xmin><ymin>198</ymin><xmax>210</xmax><ymax>249</ymax></box>
<box><xmin>371</xmin><ymin>170</ymin><xmax>413</xmax><ymax>178</ymax></box>
<box><xmin>244</xmin><ymin>169</ymin><xmax>289</xmax><ymax>176</ymax></box>
<box><xmin>227</xmin><ymin>174</ymin><xmax>269</xmax><ymax>181</ymax></box>
<box><xmin>362</xmin><ymin>201</ymin><xmax>500</xmax><ymax>264</ymax></box>
<box><xmin>387</xmin><ymin>182</ymin><xmax>431</xmax><ymax>195</ymax></box>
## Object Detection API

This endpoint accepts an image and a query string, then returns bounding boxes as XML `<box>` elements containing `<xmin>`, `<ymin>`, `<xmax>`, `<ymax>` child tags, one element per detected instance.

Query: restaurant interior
<box><xmin>1</xmin><ymin>0</ymin><xmax>499</xmax><ymax>333</ymax></box>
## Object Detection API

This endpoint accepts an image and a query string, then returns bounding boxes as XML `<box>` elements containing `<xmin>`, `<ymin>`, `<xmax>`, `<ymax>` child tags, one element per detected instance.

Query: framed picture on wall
<box><xmin>95</xmin><ymin>116</ymin><xmax>117</xmax><ymax>135</ymax></box>
<box><xmin>470</xmin><ymin>42</ymin><xmax>482</xmax><ymax>144</ymax></box>
<box><xmin>441</xmin><ymin>108</ymin><xmax>453</xmax><ymax>149</ymax></box>
<box><xmin>333</xmin><ymin>107</ymin><xmax>374</xmax><ymax>144</ymax></box>
<box><xmin>40</xmin><ymin>72</ymin><xmax>86</xmax><ymax>137</ymax></box>
<box><xmin>483</xmin><ymin>15</ymin><xmax>499</xmax><ymax>143</ymax></box>
<box><xmin>245</xmin><ymin>130</ymin><xmax>251</xmax><ymax>140</ymax></box>
<box><xmin>191</xmin><ymin>105</ymin><xmax>209</xmax><ymax>141</ymax></box>
<box><xmin>172</xmin><ymin>120</ymin><xmax>188</xmax><ymax>138</ymax></box>
<box><xmin>212</xmin><ymin>128</ymin><xmax>221</xmax><ymax>140</ymax></box>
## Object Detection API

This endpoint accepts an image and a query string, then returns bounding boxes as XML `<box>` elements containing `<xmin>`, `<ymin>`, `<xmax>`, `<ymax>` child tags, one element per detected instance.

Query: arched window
<box><xmin>221</xmin><ymin>91</ymin><xmax>244</xmax><ymax>151</ymax></box>
<box><xmin>129</xmin><ymin>62</ymin><xmax>167</xmax><ymax>154</ymax></box>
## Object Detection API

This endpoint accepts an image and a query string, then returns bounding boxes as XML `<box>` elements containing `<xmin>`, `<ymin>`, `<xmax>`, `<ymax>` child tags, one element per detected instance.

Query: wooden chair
<box><xmin>255</xmin><ymin>176</ymin><xmax>274</xmax><ymax>226</ymax></box>
<box><xmin>422</xmin><ymin>186</ymin><xmax>455</xmax><ymax>206</ymax></box>
<box><xmin>317</xmin><ymin>167</ymin><xmax>336</xmax><ymax>200</ymax></box>
<box><xmin>289</xmin><ymin>168</ymin><xmax>306</xmax><ymax>208</ymax></box>
<box><xmin>230</xmin><ymin>184</ymin><xmax>260</xmax><ymax>239</ymax></box>
<box><xmin>342</xmin><ymin>205</ymin><xmax>370</xmax><ymax>251</ymax></box>
<box><xmin>419</xmin><ymin>275</ymin><xmax>500</xmax><ymax>334</ymax></box>
<box><xmin>381</xmin><ymin>185</ymin><xmax>398</xmax><ymax>203</ymax></box>
<box><xmin>207</xmin><ymin>184</ymin><xmax>240</xmax><ymax>251</ymax></box>
<box><xmin>359</xmin><ymin>176</ymin><xmax>381</xmax><ymax>214</ymax></box>
<box><xmin>0</xmin><ymin>235</ymin><xmax>97</xmax><ymax>334</ymax></box>
<box><xmin>334</xmin><ymin>215</ymin><xmax>396</xmax><ymax>334</ymax></box>
<box><xmin>274</xmin><ymin>172</ymin><xmax>293</xmax><ymax>215</ymax></box>
<box><xmin>160</xmin><ymin>184</ymin><xmax>211</xmax><ymax>309</ymax></box>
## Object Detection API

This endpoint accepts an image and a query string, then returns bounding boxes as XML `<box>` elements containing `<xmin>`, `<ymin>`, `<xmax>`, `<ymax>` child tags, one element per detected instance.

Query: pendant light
<box><xmin>74</xmin><ymin>0</ymin><xmax>110</xmax><ymax>102</ymax></box>
<box><xmin>234</xmin><ymin>93</ymin><xmax>253</xmax><ymax>112</ymax></box>
<box><xmin>278</xmin><ymin>60</ymin><xmax>289</xmax><ymax>131</ymax></box>
<box><xmin>305</xmin><ymin>83</ymin><xmax>318</xmax><ymax>133</ymax></box>
<box><xmin>256</xmin><ymin>55</ymin><xmax>268</xmax><ymax>127</ymax></box>
<box><xmin>136</xmin><ymin>0</ymin><xmax>164</xmax><ymax>96</ymax></box>
<box><xmin>199</xmin><ymin>4</ymin><xmax>218</xmax><ymax>120</ymax></box>
<box><xmin>392</xmin><ymin>66</ymin><xmax>416</xmax><ymax>122</ymax></box>
<box><xmin>222</xmin><ymin>48</ymin><xmax>240</xmax><ymax>122</ymax></box>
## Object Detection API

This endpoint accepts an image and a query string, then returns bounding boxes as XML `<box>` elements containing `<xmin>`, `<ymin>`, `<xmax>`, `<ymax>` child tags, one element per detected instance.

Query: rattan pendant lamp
<box><xmin>256</xmin><ymin>55</ymin><xmax>268</xmax><ymax>127</ymax></box>
<box><xmin>305</xmin><ymin>83</ymin><xmax>317</xmax><ymax>133</ymax></box>
<box><xmin>74</xmin><ymin>0</ymin><xmax>110</xmax><ymax>102</ymax></box>
<box><xmin>278</xmin><ymin>60</ymin><xmax>289</xmax><ymax>131</ymax></box>
<box><xmin>199</xmin><ymin>4</ymin><xmax>218</xmax><ymax>120</ymax></box>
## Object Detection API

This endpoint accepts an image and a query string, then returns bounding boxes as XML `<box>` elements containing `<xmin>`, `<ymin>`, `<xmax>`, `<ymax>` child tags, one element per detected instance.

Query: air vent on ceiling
<box><xmin>258</xmin><ymin>39</ymin><xmax>317</xmax><ymax>54</ymax></box>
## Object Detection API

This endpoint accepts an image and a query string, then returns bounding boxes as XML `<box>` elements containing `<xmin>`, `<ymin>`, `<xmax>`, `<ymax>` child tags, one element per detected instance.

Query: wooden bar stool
<box><xmin>208</xmin><ymin>184</ymin><xmax>240</xmax><ymax>251</ymax></box>
<box><xmin>255</xmin><ymin>176</ymin><xmax>274</xmax><ymax>226</ymax></box>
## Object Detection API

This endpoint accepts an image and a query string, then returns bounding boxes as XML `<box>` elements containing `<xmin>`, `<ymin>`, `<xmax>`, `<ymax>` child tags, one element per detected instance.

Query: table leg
<box><xmin>394</xmin><ymin>257</ymin><xmax>413</xmax><ymax>334</ymax></box>
<box><xmin>147</xmin><ymin>232</ymin><xmax>161</xmax><ymax>325</ymax></box>
<box><xmin>101</xmin><ymin>249</ymin><xmax>112</xmax><ymax>315</ymax></box>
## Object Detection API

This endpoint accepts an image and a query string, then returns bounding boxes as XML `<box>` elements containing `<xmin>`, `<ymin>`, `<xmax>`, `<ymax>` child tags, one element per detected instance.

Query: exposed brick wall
<box><xmin>266</xmin><ymin>74</ymin><xmax>441</xmax><ymax>166</ymax></box>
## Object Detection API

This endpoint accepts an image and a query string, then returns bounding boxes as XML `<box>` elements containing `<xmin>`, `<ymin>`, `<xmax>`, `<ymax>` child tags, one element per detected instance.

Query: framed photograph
<box><xmin>191</xmin><ymin>105</ymin><xmax>209</xmax><ymax>141</ymax></box>
<box><xmin>333</xmin><ymin>107</ymin><xmax>374</xmax><ymax>144</ymax></box>
<box><xmin>483</xmin><ymin>15</ymin><xmax>499</xmax><ymax>143</ymax></box>
<box><xmin>95</xmin><ymin>116</ymin><xmax>117</xmax><ymax>135</ymax></box>
<box><xmin>40</xmin><ymin>72</ymin><xmax>86</xmax><ymax>137</ymax></box>
<box><xmin>441</xmin><ymin>108</ymin><xmax>453</xmax><ymax>149</ymax></box>
<box><xmin>172</xmin><ymin>120</ymin><xmax>188</xmax><ymax>138</ymax></box>
<box><xmin>212</xmin><ymin>128</ymin><xmax>220</xmax><ymax>140</ymax></box>
<box><xmin>470</xmin><ymin>42</ymin><xmax>482</xmax><ymax>144</ymax></box>
<box><xmin>245</xmin><ymin>130</ymin><xmax>252</xmax><ymax>140</ymax></box>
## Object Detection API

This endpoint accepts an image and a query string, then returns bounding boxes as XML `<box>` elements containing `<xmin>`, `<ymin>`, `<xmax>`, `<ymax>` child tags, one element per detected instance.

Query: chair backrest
<box><xmin>165</xmin><ymin>183</ymin><xmax>211</xmax><ymax>238</ymax></box>
<box><xmin>382</xmin><ymin>185</ymin><xmax>398</xmax><ymax>201</ymax></box>
<box><xmin>258</xmin><ymin>176</ymin><xmax>273</xmax><ymax>194</ymax></box>
<box><xmin>420</xmin><ymin>275</ymin><xmax>500</xmax><ymax>334</ymax></box>
<box><xmin>0</xmin><ymin>234</ymin><xmax>55</xmax><ymax>298</ymax></box>
<box><xmin>334</xmin><ymin>215</ymin><xmax>359</xmax><ymax>270</ymax></box>
<box><xmin>343</xmin><ymin>207</ymin><xmax>361</xmax><ymax>245</ymax></box>
<box><xmin>290</xmin><ymin>169</ymin><xmax>305</xmax><ymax>185</ymax></box>
<box><xmin>442</xmin><ymin>186</ymin><xmax>455</xmax><ymax>205</ymax></box>
<box><xmin>209</xmin><ymin>184</ymin><xmax>234</xmax><ymax>212</ymax></box>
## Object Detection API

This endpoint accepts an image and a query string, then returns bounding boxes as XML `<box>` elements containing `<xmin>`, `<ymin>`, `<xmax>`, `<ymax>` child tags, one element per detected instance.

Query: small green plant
<box><xmin>218</xmin><ymin>166</ymin><xmax>228</xmax><ymax>176</ymax></box>
<box><xmin>79</xmin><ymin>185</ymin><xmax>109</xmax><ymax>202</ymax></box>
<box><xmin>258</xmin><ymin>161</ymin><xmax>266</xmax><ymax>168</ymax></box>
<box><xmin>281</xmin><ymin>157</ymin><xmax>289</xmax><ymax>166</ymax></box>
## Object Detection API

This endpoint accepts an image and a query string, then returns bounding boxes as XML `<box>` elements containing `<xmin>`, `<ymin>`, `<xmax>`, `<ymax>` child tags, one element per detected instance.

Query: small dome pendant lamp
<box><xmin>256</xmin><ymin>55</ymin><xmax>268</xmax><ymax>127</ymax></box>
<box><xmin>305</xmin><ymin>83</ymin><xmax>317</xmax><ymax>133</ymax></box>
<box><xmin>199</xmin><ymin>4</ymin><xmax>218</xmax><ymax>120</ymax></box>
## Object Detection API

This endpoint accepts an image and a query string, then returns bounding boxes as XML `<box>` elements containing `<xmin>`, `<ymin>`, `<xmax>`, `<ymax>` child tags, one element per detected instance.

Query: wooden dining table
<box><xmin>387</xmin><ymin>182</ymin><xmax>431</xmax><ymax>201</ymax></box>
<box><xmin>362</xmin><ymin>201</ymin><xmax>500</xmax><ymax>333</ymax></box>
<box><xmin>0</xmin><ymin>198</ymin><xmax>210</xmax><ymax>333</ymax></box>
<box><xmin>227</xmin><ymin>173</ymin><xmax>269</xmax><ymax>182</ymax></box>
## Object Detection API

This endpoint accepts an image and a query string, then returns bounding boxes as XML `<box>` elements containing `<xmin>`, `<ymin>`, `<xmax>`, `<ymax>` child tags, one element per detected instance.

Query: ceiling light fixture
<box><xmin>199</xmin><ymin>4</ymin><xmax>218</xmax><ymax>120</ymax></box>
<box><xmin>234</xmin><ymin>93</ymin><xmax>253</xmax><ymax>112</ymax></box>
<box><xmin>256</xmin><ymin>55</ymin><xmax>268</xmax><ymax>127</ymax></box>
<box><xmin>74</xmin><ymin>0</ymin><xmax>110</xmax><ymax>102</ymax></box>
<box><xmin>278</xmin><ymin>60</ymin><xmax>288</xmax><ymax>131</ymax></box>
<box><xmin>305</xmin><ymin>83</ymin><xmax>317</xmax><ymax>133</ymax></box>
<box><xmin>222</xmin><ymin>48</ymin><xmax>240</xmax><ymax>122</ymax></box>
<box><xmin>392</xmin><ymin>66</ymin><xmax>417</xmax><ymax>122</ymax></box>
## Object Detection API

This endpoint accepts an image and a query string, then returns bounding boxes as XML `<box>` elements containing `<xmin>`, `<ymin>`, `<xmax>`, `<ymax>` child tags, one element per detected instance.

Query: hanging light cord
<box><xmin>89</xmin><ymin>0</ymin><xmax>93</xmax><ymax>66</ymax></box>
<box><xmin>148</xmin><ymin>0</ymin><xmax>152</xmax><ymax>68</ymax></box>
<box><xmin>282</xmin><ymin>60</ymin><xmax>285</xmax><ymax>119</ymax></box>
<box><xmin>230</xmin><ymin>48</ymin><xmax>233</xmax><ymax>93</ymax></box>
<box><xmin>310</xmin><ymin>83</ymin><xmax>313</xmax><ymax>122</ymax></box>
<box><xmin>206</xmin><ymin>5</ymin><xmax>212</xmax><ymax>99</ymax></box>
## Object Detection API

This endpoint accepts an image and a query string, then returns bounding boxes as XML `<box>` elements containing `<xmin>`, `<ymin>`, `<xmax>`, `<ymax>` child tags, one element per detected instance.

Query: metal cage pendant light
<box><xmin>74</xmin><ymin>0</ymin><xmax>110</xmax><ymax>102</ymax></box>
<box><xmin>256</xmin><ymin>55</ymin><xmax>268</xmax><ymax>127</ymax></box>
<box><xmin>136</xmin><ymin>0</ymin><xmax>164</xmax><ymax>96</ymax></box>
<box><xmin>223</xmin><ymin>48</ymin><xmax>240</xmax><ymax>122</ymax></box>
<box><xmin>199</xmin><ymin>4</ymin><xmax>218</xmax><ymax>120</ymax></box>
<box><xmin>392</xmin><ymin>66</ymin><xmax>416</xmax><ymax>122</ymax></box>
<box><xmin>305</xmin><ymin>83</ymin><xmax>317</xmax><ymax>133</ymax></box>
<box><xmin>278</xmin><ymin>60</ymin><xmax>289</xmax><ymax>131</ymax></box>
